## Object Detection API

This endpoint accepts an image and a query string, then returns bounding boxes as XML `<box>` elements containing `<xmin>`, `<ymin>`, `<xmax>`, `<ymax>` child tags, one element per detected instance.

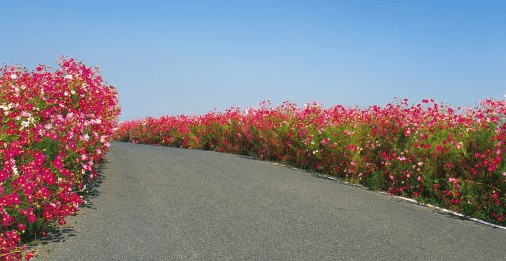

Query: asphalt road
<box><xmin>33</xmin><ymin>141</ymin><xmax>506</xmax><ymax>260</ymax></box>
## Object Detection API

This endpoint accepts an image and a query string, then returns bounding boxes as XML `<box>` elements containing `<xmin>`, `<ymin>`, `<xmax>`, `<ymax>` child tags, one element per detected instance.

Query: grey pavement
<box><xmin>33</xmin><ymin>141</ymin><xmax>506</xmax><ymax>260</ymax></box>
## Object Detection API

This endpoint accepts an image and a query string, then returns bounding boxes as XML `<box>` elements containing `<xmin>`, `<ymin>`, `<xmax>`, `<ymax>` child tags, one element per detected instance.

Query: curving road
<box><xmin>34</xmin><ymin>141</ymin><xmax>506</xmax><ymax>260</ymax></box>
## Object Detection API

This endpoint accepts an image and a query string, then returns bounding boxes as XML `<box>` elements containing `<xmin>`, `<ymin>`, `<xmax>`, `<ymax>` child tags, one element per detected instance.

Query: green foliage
<box><xmin>34</xmin><ymin>138</ymin><xmax>58</xmax><ymax>161</ymax></box>
<box><xmin>115</xmin><ymin>98</ymin><xmax>506</xmax><ymax>226</ymax></box>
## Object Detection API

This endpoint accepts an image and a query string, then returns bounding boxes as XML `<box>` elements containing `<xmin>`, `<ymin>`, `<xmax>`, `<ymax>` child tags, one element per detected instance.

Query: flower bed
<box><xmin>114</xmin><ymin>99</ymin><xmax>506</xmax><ymax>226</ymax></box>
<box><xmin>0</xmin><ymin>57</ymin><xmax>120</xmax><ymax>260</ymax></box>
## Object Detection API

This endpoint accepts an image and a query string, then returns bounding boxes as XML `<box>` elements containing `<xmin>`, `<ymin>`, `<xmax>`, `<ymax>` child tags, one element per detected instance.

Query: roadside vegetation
<box><xmin>0</xmin><ymin>57</ymin><xmax>120</xmax><ymax>260</ymax></box>
<box><xmin>115</xmin><ymin>98</ymin><xmax>506</xmax><ymax>228</ymax></box>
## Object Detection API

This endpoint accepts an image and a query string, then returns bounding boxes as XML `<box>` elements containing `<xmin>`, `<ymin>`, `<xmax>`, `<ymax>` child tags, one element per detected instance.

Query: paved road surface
<box><xmin>34</xmin><ymin>141</ymin><xmax>506</xmax><ymax>260</ymax></box>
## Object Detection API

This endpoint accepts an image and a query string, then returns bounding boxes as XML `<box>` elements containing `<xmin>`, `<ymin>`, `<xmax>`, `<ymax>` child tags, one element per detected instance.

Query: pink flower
<box><xmin>2</xmin><ymin>212</ymin><xmax>10</xmax><ymax>227</ymax></box>
<box><xmin>0</xmin><ymin>171</ymin><xmax>9</xmax><ymax>182</ymax></box>
<box><xmin>33</xmin><ymin>150</ymin><xmax>46</xmax><ymax>166</ymax></box>
<box><xmin>52</xmin><ymin>157</ymin><xmax>64</xmax><ymax>170</ymax></box>
<box><xmin>26</xmin><ymin>208</ymin><xmax>36</xmax><ymax>223</ymax></box>
<box><xmin>37</xmin><ymin>186</ymin><xmax>51</xmax><ymax>199</ymax></box>
<box><xmin>41</xmin><ymin>168</ymin><xmax>56</xmax><ymax>185</ymax></box>
<box><xmin>17</xmin><ymin>223</ymin><xmax>26</xmax><ymax>231</ymax></box>
<box><xmin>28</xmin><ymin>214</ymin><xmax>36</xmax><ymax>223</ymax></box>
<box><xmin>61</xmin><ymin>168</ymin><xmax>72</xmax><ymax>176</ymax></box>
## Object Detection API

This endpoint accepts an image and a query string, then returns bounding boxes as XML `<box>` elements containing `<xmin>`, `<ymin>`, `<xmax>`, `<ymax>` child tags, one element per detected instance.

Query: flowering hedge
<box><xmin>0</xmin><ymin>57</ymin><xmax>120</xmax><ymax>260</ymax></box>
<box><xmin>115</xmin><ymin>99</ymin><xmax>506</xmax><ymax>226</ymax></box>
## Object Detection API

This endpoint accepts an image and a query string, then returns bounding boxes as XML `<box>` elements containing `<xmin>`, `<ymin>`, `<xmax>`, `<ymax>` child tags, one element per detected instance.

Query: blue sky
<box><xmin>1</xmin><ymin>0</ymin><xmax>505</xmax><ymax>121</ymax></box>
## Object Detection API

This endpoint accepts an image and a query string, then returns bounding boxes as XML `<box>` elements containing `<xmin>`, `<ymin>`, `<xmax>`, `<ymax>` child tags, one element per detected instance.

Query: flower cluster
<box><xmin>0</xmin><ymin>57</ymin><xmax>120</xmax><ymax>260</ymax></box>
<box><xmin>115</xmin><ymin>98</ymin><xmax>506</xmax><ymax>225</ymax></box>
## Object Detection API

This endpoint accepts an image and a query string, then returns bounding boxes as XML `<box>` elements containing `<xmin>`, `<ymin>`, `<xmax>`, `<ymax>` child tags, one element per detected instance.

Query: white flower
<box><xmin>10</xmin><ymin>159</ymin><xmax>18</xmax><ymax>176</ymax></box>
<box><xmin>81</xmin><ymin>134</ymin><xmax>90</xmax><ymax>141</ymax></box>
<box><xmin>0</xmin><ymin>103</ymin><xmax>13</xmax><ymax>112</ymax></box>
<box><xmin>10</xmin><ymin>74</ymin><xmax>16</xmax><ymax>79</ymax></box>
<box><xmin>64</xmin><ymin>74</ymin><xmax>73</xmax><ymax>80</ymax></box>
<box><xmin>20</xmin><ymin>121</ymin><xmax>30</xmax><ymax>129</ymax></box>
<box><xmin>20</xmin><ymin>116</ymin><xmax>35</xmax><ymax>130</ymax></box>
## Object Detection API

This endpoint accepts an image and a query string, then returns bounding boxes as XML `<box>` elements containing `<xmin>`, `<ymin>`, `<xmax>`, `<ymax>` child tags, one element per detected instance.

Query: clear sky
<box><xmin>1</xmin><ymin>0</ymin><xmax>505</xmax><ymax>121</ymax></box>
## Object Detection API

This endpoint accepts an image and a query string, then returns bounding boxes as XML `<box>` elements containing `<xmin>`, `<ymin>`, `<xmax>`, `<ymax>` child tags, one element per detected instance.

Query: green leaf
<box><xmin>34</xmin><ymin>137</ymin><xmax>58</xmax><ymax>161</ymax></box>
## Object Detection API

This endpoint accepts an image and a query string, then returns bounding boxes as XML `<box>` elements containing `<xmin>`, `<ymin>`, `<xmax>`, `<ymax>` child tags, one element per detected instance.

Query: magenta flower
<box><xmin>0</xmin><ymin>171</ymin><xmax>9</xmax><ymax>182</ymax></box>
<box><xmin>2</xmin><ymin>213</ymin><xmax>10</xmax><ymax>227</ymax></box>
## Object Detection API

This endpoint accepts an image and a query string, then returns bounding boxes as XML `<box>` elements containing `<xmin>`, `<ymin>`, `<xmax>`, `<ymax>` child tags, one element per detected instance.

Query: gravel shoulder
<box><xmin>33</xmin><ymin>141</ymin><xmax>506</xmax><ymax>260</ymax></box>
